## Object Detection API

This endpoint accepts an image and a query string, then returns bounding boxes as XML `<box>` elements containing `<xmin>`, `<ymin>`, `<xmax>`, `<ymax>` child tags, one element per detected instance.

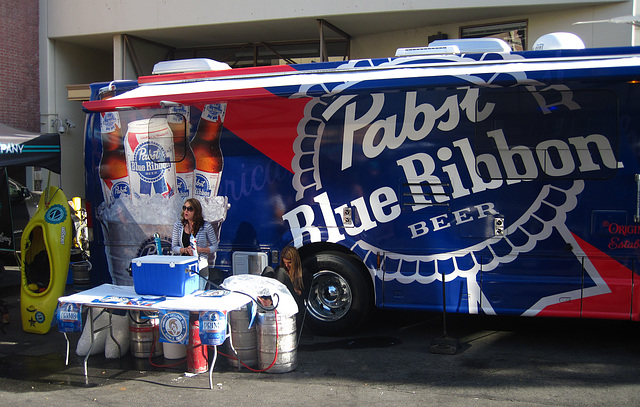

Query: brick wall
<box><xmin>0</xmin><ymin>1</ymin><xmax>40</xmax><ymax>133</ymax></box>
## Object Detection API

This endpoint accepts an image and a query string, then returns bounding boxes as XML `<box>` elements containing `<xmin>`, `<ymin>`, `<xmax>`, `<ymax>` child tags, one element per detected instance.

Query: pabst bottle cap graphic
<box><xmin>284</xmin><ymin>56</ymin><xmax>619</xmax><ymax>314</ymax></box>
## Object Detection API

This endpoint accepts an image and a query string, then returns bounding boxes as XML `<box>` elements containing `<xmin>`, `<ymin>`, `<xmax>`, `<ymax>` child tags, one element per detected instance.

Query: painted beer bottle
<box><xmin>191</xmin><ymin>103</ymin><xmax>226</xmax><ymax>199</ymax></box>
<box><xmin>169</xmin><ymin>106</ymin><xmax>196</xmax><ymax>198</ymax></box>
<box><xmin>99</xmin><ymin>111</ymin><xmax>130</xmax><ymax>204</ymax></box>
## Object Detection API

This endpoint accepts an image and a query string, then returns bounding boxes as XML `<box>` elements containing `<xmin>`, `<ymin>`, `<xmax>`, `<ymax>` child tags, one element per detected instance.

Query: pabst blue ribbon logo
<box><xmin>111</xmin><ymin>180</ymin><xmax>130</xmax><ymax>200</ymax></box>
<box><xmin>138</xmin><ymin>235</ymin><xmax>171</xmax><ymax>256</ymax></box>
<box><xmin>130</xmin><ymin>141</ymin><xmax>171</xmax><ymax>195</ymax></box>
<box><xmin>168</xmin><ymin>105</ymin><xmax>189</xmax><ymax>124</ymax></box>
<box><xmin>100</xmin><ymin>111</ymin><xmax>120</xmax><ymax>133</ymax></box>
<box><xmin>284</xmin><ymin>58</ymin><xmax>619</xmax><ymax>315</ymax></box>
<box><xmin>202</xmin><ymin>103</ymin><xmax>226</xmax><ymax>122</ymax></box>
<box><xmin>194</xmin><ymin>173</ymin><xmax>212</xmax><ymax>197</ymax></box>
<box><xmin>177</xmin><ymin>176</ymin><xmax>189</xmax><ymax>197</ymax></box>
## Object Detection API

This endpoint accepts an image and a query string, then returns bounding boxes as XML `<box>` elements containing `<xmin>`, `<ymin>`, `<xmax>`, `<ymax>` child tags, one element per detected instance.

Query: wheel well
<box><xmin>298</xmin><ymin>242</ymin><xmax>374</xmax><ymax>296</ymax></box>
<box><xmin>298</xmin><ymin>242</ymin><xmax>352</xmax><ymax>260</ymax></box>
<box><xmin>299</xmin><ymin>243</ymin><xmax>376</xmax><ymax>335</ymax></box>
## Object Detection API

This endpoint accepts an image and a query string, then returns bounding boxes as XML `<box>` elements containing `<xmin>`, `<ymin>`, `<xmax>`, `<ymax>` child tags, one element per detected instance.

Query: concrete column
<box><xmin>113</xmin><ymin>34</ymin><xmax>125</xmax><ymax>80</ymax></box>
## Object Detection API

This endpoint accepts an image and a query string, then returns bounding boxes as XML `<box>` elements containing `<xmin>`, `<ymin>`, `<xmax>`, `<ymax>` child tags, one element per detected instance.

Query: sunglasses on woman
<box><xmin>182</xmin><ymin>205</ymin><xmax>194</xmax><ymax>212</ymax></box>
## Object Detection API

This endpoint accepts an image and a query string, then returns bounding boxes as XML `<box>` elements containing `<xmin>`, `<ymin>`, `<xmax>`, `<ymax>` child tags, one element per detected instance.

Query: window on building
<box><xmin>132</xmin><ymin>19</ymin><xmax>351</xmax><ymax>71</ymax></box>
<box><xmin>461</xmin><ymin>21</ymin><xmax>527</xmax><ymax>51</ymax></box>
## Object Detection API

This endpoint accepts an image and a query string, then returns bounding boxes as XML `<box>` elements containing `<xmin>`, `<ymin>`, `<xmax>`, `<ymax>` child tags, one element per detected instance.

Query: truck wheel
<box><xmin>302</xmin><ymin>251</ymin><xmax>372</xmax><ymax>335</ymax></box>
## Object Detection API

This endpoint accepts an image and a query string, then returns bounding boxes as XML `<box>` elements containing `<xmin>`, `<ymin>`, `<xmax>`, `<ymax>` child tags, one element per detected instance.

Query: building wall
<box><xmin>1</xmin><ymin>0</ymin><xmax>40</xmax><ymax>133</ymax></box>
<box><xmin>53</xmin><ymin>42</ymin><xmax>112</xmax><ymax>198</ymax></box>
<box><xmin>43</xmin><ymin>0</ymin><xmax>626</xmax><ymax>40</ymax></box>
<box><xmin>529</xmin><ymin>2</ymin><xmax>633</xmax><ymax>48</ymax></box>
<box><xmin>351</xmin><ymin>3</ymin><xmax>634</xmax><ymax>59</ymax></box>
<box><xmin>0</xmin><ymin>0</ymin><xmax>41</xmax><ymax>183</ymax></box>
<box><xmin>39</xmin><ymin>0</ymin><xmax>113</xmax><ymax>197</ymax></box>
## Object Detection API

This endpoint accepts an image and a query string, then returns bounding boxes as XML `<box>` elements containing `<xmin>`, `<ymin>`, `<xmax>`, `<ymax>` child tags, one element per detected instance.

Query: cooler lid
<box><xmin>132</xmin><ymin>255</ymin><xmax>198</xmax><ymax>266</ymax></box>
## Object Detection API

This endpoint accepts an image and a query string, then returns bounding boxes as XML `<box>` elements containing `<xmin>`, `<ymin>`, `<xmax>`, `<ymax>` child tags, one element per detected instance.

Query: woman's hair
<box><xmin>281</xmin><ymin>246</ymin><xmax>303</xmax><ymax>293</ymax></box>
<box><xmin>181</xmin><ymin>197</ymin><xmax>205</xmax><ymax>235</ymax></box>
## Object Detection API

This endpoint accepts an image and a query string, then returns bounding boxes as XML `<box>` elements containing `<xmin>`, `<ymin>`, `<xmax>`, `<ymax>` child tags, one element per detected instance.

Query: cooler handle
<box><xmin>186</xmin><ymin>263</ymin><xmax>198</xmax><ymax>275</ymax></box>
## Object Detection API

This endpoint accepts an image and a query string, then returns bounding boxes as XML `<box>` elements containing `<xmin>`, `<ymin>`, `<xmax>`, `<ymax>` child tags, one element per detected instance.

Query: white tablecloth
<box><xmin>58</xmin><ymin>283</ymin><xmax>252</xmax><ymax>312</ymax></box>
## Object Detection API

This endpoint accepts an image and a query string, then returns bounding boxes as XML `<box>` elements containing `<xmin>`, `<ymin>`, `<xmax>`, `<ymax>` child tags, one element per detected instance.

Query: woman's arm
<box><xmin>171</xmin><ymin>221</ymin><xmax>184</xmax><ymax>254</ymax></box>
<box><xmin>196</xmin><ymin>222</ymin><xmax>218</xmax><ymax>253</ymax></box>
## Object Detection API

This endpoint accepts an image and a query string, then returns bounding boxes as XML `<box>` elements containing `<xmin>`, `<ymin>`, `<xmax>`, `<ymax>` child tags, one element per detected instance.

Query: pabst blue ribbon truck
<box><xmin>83</xmin><ymin>34</ymin><xmax>640</xmax><ymax>335</ymax></box>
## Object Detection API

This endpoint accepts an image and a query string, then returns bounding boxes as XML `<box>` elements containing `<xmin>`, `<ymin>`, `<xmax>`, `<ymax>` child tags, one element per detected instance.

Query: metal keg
<box><xmin>257</xmin><ymin>311</ymin><xmax>297</xmax><ymax>373</ymax></box>
<box><xmin>71</xmin><ymin>261</ymin><xmax>92</xmax><ymax>287</ymax></box>
<box><xmin>129</xmin><ymin>310</ymin><xmax>163</xmax><ymax>358</ymax></box>
<box><xmin>225</xmin><ymin>306</ymin><xmax>258</xmax><ymax>368</ymax></box>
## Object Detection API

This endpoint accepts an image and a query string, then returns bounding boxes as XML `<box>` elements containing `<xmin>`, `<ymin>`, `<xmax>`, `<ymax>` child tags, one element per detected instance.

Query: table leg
<box><xmin>64</xmin><ymin>332</ymin><xmax>70</xmax><ymax>365</ymax></box>
<box><xmin>83</xmin><ymin>308</ymin><xmax>95</xmax><ymax>381</ymax></box>
<box><xmin>208</xmin><ymin>345</ymin><xmax>218</xmax><ymax>390</ymax></box>
<box><xmin>83</xmin><ymin>308</ymin><xmax>115</xmax><ymax>382</ymax></box>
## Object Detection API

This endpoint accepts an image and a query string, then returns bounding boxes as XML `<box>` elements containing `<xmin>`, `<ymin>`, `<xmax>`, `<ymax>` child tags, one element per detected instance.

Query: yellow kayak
<box><xmin>20</xmin><ymin>186</ymin><xmax>73</xmax><ymax>334</ymax></box>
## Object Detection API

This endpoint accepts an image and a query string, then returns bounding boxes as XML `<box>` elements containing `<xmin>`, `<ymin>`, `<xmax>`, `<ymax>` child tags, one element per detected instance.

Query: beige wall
<box><xmin>39</xmin><ymin>39</ymin><xmax>111</xmax><ymax>198</ymax></box>
<box><xmin>46</xmin><ymin>0</ymin><xmax>622</xmax><ymax>39</ymax></box>
<box><xmin>529</xmin><ymin>2</ymin><xmax>634</xmax><ymax>48</ymax></box>
<box><xmin>351</xmin><ymin>3</ymin><xmax>635</xmax><ymax>59</ymax></box>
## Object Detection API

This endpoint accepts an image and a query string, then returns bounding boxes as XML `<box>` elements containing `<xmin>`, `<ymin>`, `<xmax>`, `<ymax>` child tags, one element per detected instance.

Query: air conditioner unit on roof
<box><xmin>428</xmin><ymin>38</ymin><xmax>512</xmax><ymax>53</ymax></box>
<box><xmin>532</xmin><ymin>32</ymin><xmax>585</xmax><ymax>50</ymax></box>
<box><xmin>152</xmin><ymin>58</ymin><xmax>232</xmax><ymax>75</ymax></box>
<box><xmin>395</xmin><ymin>45</ymin><xmax>460</xmax><ymax>56</ymax></box>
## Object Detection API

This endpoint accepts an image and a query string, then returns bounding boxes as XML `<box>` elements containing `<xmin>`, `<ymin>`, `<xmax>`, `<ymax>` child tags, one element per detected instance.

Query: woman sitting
<box><xmin>171</xmin><ymin>197</ymin><xmax>218</xmax><ymax>289</ymax></box>
<box><xmin>262</xmin><ymin>246</ymin><xmax>305</xmax><ymax>324</ymax></box>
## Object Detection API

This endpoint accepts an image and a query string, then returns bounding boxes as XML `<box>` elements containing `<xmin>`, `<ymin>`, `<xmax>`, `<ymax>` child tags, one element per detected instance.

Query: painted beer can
<box><xmin>125</xmin><ymin>118</ymin><xmax>177</xmax><ymax>200</ymax></box>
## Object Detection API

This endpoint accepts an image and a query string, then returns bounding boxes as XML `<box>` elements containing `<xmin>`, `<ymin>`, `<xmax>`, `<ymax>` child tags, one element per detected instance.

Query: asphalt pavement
<box><xmin>0</xmin><ymin>267</ymin><xmax>639</xmax><ymax>406</ymax></box>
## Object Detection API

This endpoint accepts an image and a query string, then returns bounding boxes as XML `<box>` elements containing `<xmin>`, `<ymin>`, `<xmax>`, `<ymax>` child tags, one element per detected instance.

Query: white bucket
<box><xmin>163</xmin><ymin>342</ymin><xmax>187</xmax><ymax>359</ymax></box>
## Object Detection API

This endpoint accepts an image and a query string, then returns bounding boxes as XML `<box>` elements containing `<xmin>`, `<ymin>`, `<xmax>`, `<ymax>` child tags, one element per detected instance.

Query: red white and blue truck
<box><xmin>82</xmin><ymin>33</ymin><xmax>640</xmax><ymax>335</ymax></box>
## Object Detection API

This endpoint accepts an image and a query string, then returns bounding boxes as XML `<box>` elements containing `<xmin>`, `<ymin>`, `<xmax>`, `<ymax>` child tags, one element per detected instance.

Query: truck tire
<box><xmin>302</xmin><ymin>251</ymin><xmax>372</xmax><ymax>336</ymax></box>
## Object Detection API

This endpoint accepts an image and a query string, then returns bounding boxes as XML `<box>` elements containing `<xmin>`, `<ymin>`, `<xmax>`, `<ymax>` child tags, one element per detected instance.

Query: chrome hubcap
<box><xmin>307</xmin><ymin>270</ymin><xmax>352</xmax><ymax>322</ymax></box>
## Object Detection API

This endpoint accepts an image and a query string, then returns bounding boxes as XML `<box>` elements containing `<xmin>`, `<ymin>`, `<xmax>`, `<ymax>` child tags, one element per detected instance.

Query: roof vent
<box><xmin>427</xmin><ymin>38</ymin><xmax>512</xmax><ymax>53</ymax></box>
<box><xmin>152</xmin><ymin>58</ymin><xmax>232</xmax><ymax>75</ymax></box>
<box><xmin>532</xmin><ymin>32</ymin><xmax>585</xmax><ymax>50</ymax></box>
<box><xmin>395</xmin><ymin>45</ymin><xmax>460</xmax><ymax>56</ymax></box>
